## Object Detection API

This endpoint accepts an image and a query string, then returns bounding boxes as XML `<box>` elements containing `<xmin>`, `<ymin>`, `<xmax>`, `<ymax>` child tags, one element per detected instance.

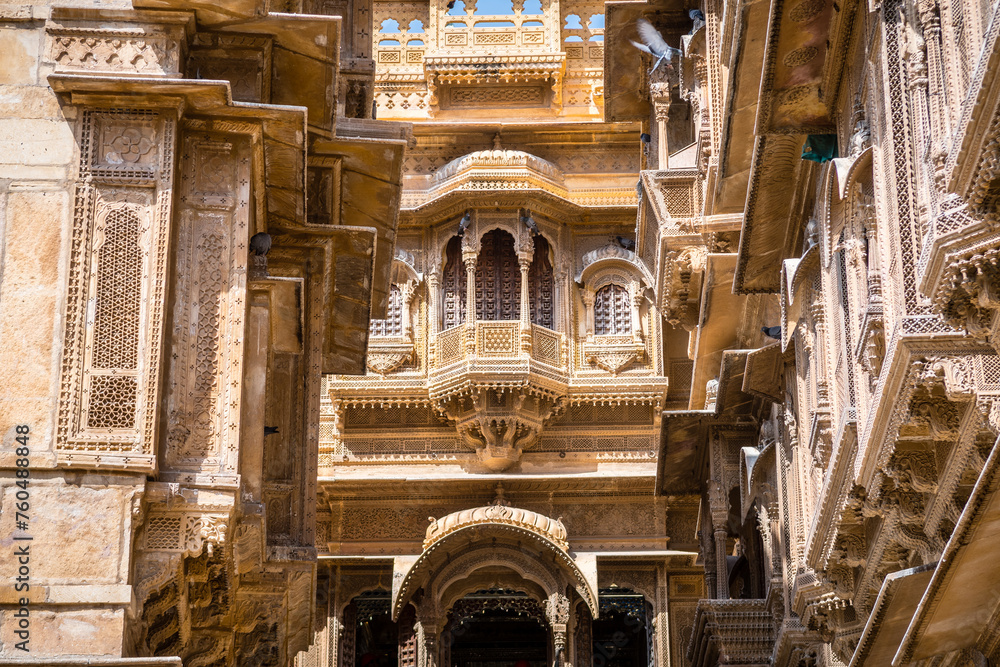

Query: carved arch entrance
<box><xmin>391</xmin><ymin>501</ymin><xmax>598</xmax><ymax>667</ymax></box>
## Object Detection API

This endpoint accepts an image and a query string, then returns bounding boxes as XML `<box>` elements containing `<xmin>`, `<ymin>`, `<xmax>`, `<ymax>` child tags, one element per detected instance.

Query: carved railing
<box><xmin>433</xmin><ymin>320</ymin><xmax>566</xmax><ymax>370</ymax></box>
<box><xmin>531</xmin><ymin>324</ymin><xmax>561</xmax><ymax>366</ymax></box>
<box><xmin>436</xmin><ymin>323</ymin><xmax>467</xmax><ymax>365</ymax></box>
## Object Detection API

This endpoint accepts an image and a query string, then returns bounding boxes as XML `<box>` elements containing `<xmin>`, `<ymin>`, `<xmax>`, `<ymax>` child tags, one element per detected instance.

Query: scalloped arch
<box><xmin>391</xmin><ymin>522</ymin><xmax>598</xmax><ymax>620</ymax></box>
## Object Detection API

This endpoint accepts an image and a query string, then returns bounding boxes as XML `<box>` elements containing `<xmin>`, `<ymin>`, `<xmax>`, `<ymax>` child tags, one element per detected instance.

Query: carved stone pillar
<box><xmin>809</xmin><ymin>302</ymin><xmax>829</xmax><ymax>408</ymax></box>
<box><xmin>400</xmin><ymin>279</ymin><xmax>417</xmax><ymax>340</ymax></box>
<box><xmin>862</xmin><ymin>194</ymin><xmax>882</xmax><ymax>305</ymax></box>
<box><xmin>714</xmin><ymin>527</ymin><xmax>729</xmax><ymax>599</ymax></box>
<box><xmin>699</xmin><ymin>527</ymin><xmax>717</xmax><ymax>599</ymax></box>
<box><xmin>651</xmin><ymin>83</ymin><xmax>672</xmax><ymax>169</ymax></box>
<box><xmin>545</xmin><ymin>593</ymin><xmax>570</xmax><ymax>667</ymax></box>
<box><xmin>415</xmin><ymin>611</ymin><xmax>442</xmax><ymax>667</ymax></box>
<box><xmin>427</xmin><ymin>265</ymin><xmax>441</xmax><ymax>366</ymax></box>
<box><xmin>582</xmin><ymin>290</ymin><xmax>595</xmax><ymax>340</ymax></box>
<box><xmin>519</xmin><ymin>253</ymin><xmax>533</xmax><ymax>354</ymax></box>
<box><xmin>707</xmin><ymin>480</ymin><xmax>730</xmax><ymax>599</ymax></box>
<box><xmin>462</xmin><ymin>248</ymin><xmax>477</xmax><ymax>356</ymax></box>
<box><xmin>629</xmin><ymin>280</ymin><xmax>643</xmax><ymax>342</ymax></box>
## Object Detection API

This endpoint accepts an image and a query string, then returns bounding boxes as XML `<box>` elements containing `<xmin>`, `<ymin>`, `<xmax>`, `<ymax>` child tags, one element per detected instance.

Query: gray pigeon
<box><xmin>616</xmin><ymin>236</ymin><xmax>636</xmax><ymax>251</ymax></box>
<box><xmin>689</xmin><ymin>9</ymin><xmax>705</xmax><ymax>33</ymax></box>
<box><xmin>521</xmin><ymin>209</ymin><xmax>540</xmax><ymax>236</ymax></box>
<box><xmin>250</xmin><ymin>232</ymin><xmax>271</xmax><ymax>256</ymax></box>
<box><xmin>631</xmin><ymin>18</ymin><xmax>682</xmax><ymax>75</ymax></box>
<box><xmin>457</xmin><ymin>211</ymin><xmax>472</xmax><ymax>237</ymax></box>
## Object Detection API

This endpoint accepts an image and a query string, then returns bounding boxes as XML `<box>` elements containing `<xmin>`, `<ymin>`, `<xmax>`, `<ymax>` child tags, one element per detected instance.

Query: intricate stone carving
<box><xmin>57</xmin><ymin>109</ymin><xmax>175</xmax><ymax>469</ymax></box>
<box><xmin>424</xmin><ymin>487</ymin><xmax>568</xmax><ymax>550</ymax></box>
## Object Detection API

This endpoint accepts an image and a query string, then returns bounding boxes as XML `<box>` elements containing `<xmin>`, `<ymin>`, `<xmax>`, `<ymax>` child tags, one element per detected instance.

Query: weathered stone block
<box><xmin>0</xmin><ymin>485</ymin><xmax>128</xmax><ymax>585</ymax></box>
<box><xmin>0</xmin><ymin>607</ymin><xmax>125</xmax><ymax>657</ymax></box>
<box><xmin>0</xmin><ymin>119</ymin><xmax>75</xmax><ymax>169</ymax></box>
<box><xmin>0</xmin><ymin>28</ymin><xmax>40</xmax><ymax>85</ymax></box>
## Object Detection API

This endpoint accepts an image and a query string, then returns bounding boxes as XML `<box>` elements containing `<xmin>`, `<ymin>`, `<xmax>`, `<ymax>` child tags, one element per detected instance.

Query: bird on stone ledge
<box><xmin>761</xmin><ymin>326</ymin><xmax>782</xmax><ymax>340</ymax></box>
<box><xmin>689</xmin><ymin>9</ymin><xmax>705</xmax><ymax>33</ymax></box>
<box><xmin>521</xmin><ymin>209</ymin><xmax>540</xmax><ymax>236</ymax></box>
<box><xmin>250</xmin><ymin>232</ymin><xmax>271</xmax><ymax>256</ymax></box>
<box><xmin>457</xmin><ymin>211</ymin><xmax>472</xmax><ymax>237</ymax></box>
<box><xmin>616</xmin><ymin>236</ymin><xmax>636</xmax><ymax>251</ymax></box>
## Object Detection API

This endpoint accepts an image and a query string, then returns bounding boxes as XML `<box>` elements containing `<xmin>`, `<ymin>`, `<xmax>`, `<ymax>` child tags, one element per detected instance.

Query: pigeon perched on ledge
<box><xmin>616</xmin><ymin>236</ymin><xmax>636</xmax><ymax>251</ymax></box>
<box><xmin>250</xmin><ymin>232</ymin><xmax>271</xmax><ymax>256</ymax></box>
<box><xmin>457</xmin><ymin>211</ymin><xmax>472</xmax><ymax>237</ymax></box>
<box><xmin>689</xmin><ymin>9</ymin><xmax>705</xmax><ymax>33</ymax></box>
<box><xmin>521</xmin><ymin>209</ymin><xmax>540</xmax><ymax>236</ymax></box>
<box><xmin>761</xmin><ymin>326</ymin><xmax>782</xmax><ymax>340</ymax></box>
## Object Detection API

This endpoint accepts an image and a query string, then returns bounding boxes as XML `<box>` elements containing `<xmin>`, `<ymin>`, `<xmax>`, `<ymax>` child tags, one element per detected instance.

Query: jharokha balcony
<box><xmin>321</xmin><ymin>219</ymin><xmax>669</xmax><ymax>473</ymax></box>
<box><xmin>428</xmin><ymin>319</ymin><xmax>568</xmax><ymax>471</ymax></box>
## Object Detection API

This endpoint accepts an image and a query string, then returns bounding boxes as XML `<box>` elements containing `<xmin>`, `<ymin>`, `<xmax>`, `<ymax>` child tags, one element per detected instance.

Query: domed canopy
<box><xmin>424</xmin><ymin>500</ymin><xmax>568</xmax><ymax>551</ymax></box>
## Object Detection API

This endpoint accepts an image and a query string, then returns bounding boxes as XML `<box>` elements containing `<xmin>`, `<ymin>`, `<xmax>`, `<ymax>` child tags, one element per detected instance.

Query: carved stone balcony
<box><xmin>430</xmin><ymin>320</ymin><xmax>568</xmax><ymax>471</ymax></box>
<box><xmin>687</xmin><ymin>599</ymin><xmax>775</xmax><ymax>667</ymax></box>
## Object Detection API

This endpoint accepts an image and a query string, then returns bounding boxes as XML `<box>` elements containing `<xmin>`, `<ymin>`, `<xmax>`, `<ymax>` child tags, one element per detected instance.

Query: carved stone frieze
<box><xmin>48</xmin><ymin>13</ymin><xmax>189</xmax><ymax>77</ymax></box>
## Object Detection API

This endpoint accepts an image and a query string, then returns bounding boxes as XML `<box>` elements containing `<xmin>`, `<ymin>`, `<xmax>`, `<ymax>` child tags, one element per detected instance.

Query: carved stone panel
<box><xmin>162</xmin><ymin>131</ymin><xmax>251</xmax><ymax>473</ymax></box>
<box><xmin>57</xmin><ymin>109</ymin><xmax>176</xmax><ymax>469</ymax></box>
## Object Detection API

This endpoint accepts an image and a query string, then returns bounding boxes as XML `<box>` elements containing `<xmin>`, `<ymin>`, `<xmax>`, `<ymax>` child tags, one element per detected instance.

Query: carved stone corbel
<box><xmin>183</xmin><ymin>514</ymin><xmax>229</xmax><ymax>558</ymax></box>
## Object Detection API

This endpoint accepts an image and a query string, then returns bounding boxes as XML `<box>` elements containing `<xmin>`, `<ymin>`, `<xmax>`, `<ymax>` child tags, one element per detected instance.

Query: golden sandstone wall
<box><xmin>0</xmin><ymin>0</ymin><xmax>405</xmax><ymax>662</ymax></box>
<box><xmin>0</xmin><ymin>3</ymin><xmax>146</xmax><ymax>659</ymax></box>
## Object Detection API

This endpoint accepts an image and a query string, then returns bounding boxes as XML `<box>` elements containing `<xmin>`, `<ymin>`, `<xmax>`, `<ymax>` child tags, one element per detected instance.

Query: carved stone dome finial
<box><xmin>493</xmin><ymin>482</ymin><xmax>509</xmax><ymax>506</ymax></box>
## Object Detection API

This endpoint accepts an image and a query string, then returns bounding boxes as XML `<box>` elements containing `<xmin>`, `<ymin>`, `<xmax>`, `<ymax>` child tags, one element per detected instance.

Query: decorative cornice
<box><xmin>434</xmin><ymin>149</ymin><xmax>564</xmax><ymax>184</ymax></box>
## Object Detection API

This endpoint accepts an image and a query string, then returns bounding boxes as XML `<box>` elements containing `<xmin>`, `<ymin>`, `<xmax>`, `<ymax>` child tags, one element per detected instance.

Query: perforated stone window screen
<box><xmin>594</xmin><ymin>284</ymin><xmax>631</xmax><ymax>335</ymax></box>
<box><xmin>371</xmin><ymin>285</ymin><xmax>404</xmax><ymax>336</ymax></box>
<box><xmin>145</xmin><ymin>516</ymin><xmax>183</xmax><ymax>550</ymax></box>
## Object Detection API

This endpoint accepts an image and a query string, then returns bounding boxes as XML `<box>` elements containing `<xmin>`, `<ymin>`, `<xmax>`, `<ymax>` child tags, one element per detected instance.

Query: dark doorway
<box><xmin>593</xmin><ymin>589</ymin><xmax>648</xmax><ymax>667</ymax></box>
<box><xmin>447</xmin><ymin>590</ymin><xmax>549</xmax><ymax>667</ymax></box>
<box><xmin>354</xmin><ymin>592</ymin><xmax>398</xmax><ymax>667</ymax></box>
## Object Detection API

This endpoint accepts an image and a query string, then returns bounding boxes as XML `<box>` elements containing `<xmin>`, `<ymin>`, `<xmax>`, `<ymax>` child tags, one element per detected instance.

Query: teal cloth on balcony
<box><xmin>801</xmin><ymin>134</ymin><xmax>838</xmax><ymax>163</ymax></box>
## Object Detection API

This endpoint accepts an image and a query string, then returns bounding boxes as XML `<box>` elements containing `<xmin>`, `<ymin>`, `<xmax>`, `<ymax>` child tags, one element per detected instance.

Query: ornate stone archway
<box><xmin>391</xmin><ymin>493</ymin><xmax>598</xmax><ymax>667</ymax></box>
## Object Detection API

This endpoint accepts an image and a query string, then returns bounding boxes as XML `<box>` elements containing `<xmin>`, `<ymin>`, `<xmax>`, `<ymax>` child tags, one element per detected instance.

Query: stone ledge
<box><xmin>0</xmin><ymin>660</ymin><xmax>180</xmax><ymax>666</ymax></box>
<box><xmin>0</xmin><ymin>585</ymin><xmax>132</xmax><ymax>606</ymax></box>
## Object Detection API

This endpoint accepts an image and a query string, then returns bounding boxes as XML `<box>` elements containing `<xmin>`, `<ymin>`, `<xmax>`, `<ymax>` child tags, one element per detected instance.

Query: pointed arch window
<box><xmin>475</xmin><ymin>229</ymin><xmax>520</xmax><ymax>321</ymax></box>
<box><xmin>370</xmin><ymin>285</ymin><xmax>404</xmax><ymax>337</ymax></box>
<box><xmin>443</xmin><ymin>236</ymin><xmax>467</xmax><ymax>330</ymax></box>
<box><xmin>528</xmin><ymin>235</ymin><xmax>554</xmax><ymax>328</ymax></box>
<box><xmin>594</xmin><ymin>284</ymin><xmax>631</xmax><ymax>335</ymax></box>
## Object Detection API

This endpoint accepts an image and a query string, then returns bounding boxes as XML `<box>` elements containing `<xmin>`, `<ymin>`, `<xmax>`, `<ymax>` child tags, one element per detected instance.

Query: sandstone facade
<box><xmin>2</xmin><ymin>0</ymin><xmax>1000</xmax><ymax>666</ymax></box>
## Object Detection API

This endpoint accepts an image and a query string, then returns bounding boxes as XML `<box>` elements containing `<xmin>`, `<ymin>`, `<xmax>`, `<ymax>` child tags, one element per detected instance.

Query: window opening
<box><xmin>370</xmin><ymin>285</ymin><xmax>404</xmax><ymax>337</ymax></box>
<box><xmin>528</xmin><ymin>235</ymin><xmax>554</xmax><ymax>328</ymax></box>
<box><xmin>379</xmin><ymin>18</ymin><xmax>400</xmax><ymax>32</ymax></box>
<box><xmin>563</xmin><ymin>14</ymin><xmax>583</xmax><ymax>28</ymax></box>
<box><xmin>587</xmin><ymin>14</ymin><xmax>605</xmax><ymax>28</ymax></box>
<box><xmin>476</xmin><ymin>229</ymin><xmax>520</xmax><ymax>321</ymax></box>
<box><xmin>594</xmin><ymin>284</ymin><xmax>631</xmax><ymax>335</ymax></box>
<box><xmin>522</xmin><ymin>0</ymin><xmax>543</xmax><ymax>14</ymax></box>
<box><xmin>473</xmin><ymin>0</ymin><xmax>515</xmax><ymax>14</ymax></box>
<box><xmin>446</xmin><ymin>0</ymin><xmax>466</xmax><ymax>14</ymax></box>
<box><xmin>443</xmin><ymin>236</ymin><xmax>467</xmax><ymax>329</ymax></box>
<box><xmin>407</xmin><ymin>19</ymin><xmax>425</xmax><ymax>32</ymax></box>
